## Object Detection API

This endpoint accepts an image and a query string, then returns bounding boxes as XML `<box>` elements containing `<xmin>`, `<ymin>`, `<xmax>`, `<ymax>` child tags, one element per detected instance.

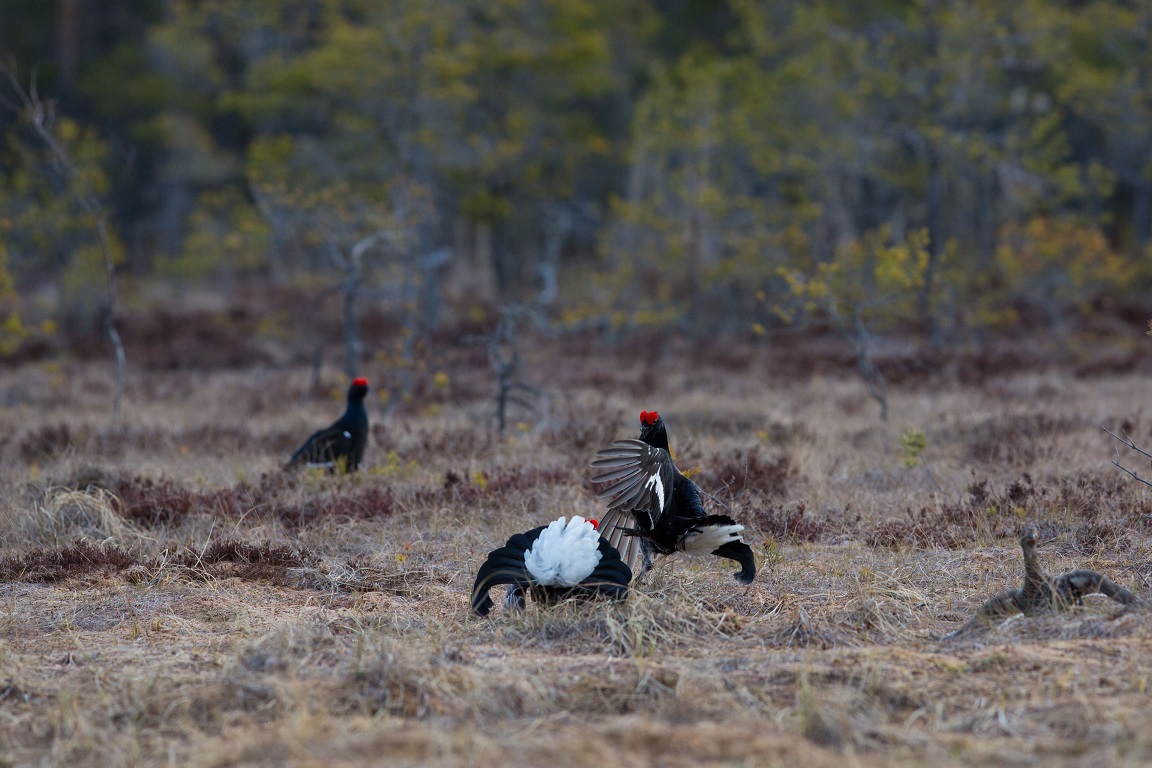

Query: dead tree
<box><xmin>328</xmin><ymin>230</ymin><xmax>390</xmax><ymax>377</ymax></box>
<box><xmin>827</xmin><ymin>299</ymin><xmax>888</xmax><ymax>422</ymax></box>
<box><xmin>251</xmin><ymin>180</ymin><xmax>397</xmax><ymax>384</ymax></box>
<box><xmin>537</xmin><ymin>203</ymin><xmax>573</xmax><ymax>308</ymax></box>
<box><xmin>487</xmin><ymin>304</ymin><xmax>546</xmax><ymax>433</ymax></box>
<box><xmin>939</xmin><ymin>525</ymin><xmax>1141</xmax><ymax>640</ymax></box>
<box><xmin>418</xmin><ymin>246</ymin><xmax>452</xmax><ymax>331</ymax></box>
<box><xmin>2</xmin><ymin>65</ymin><xmax>125</xmax><ymax>426</ymax></box>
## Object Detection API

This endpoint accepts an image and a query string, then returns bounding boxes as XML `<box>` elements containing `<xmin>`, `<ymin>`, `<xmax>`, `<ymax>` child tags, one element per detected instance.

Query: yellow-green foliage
<box><xmin>374</xmin><ymin>328</ymin><xmax>439</xmax><ymax>408</ymax></box>
<box><xmin>0</xmin><ymin>114</ymin><xmax>125</xmax><ymax>325</ymax></box>
<box><xmin>366</xmin><ymin>451</ymin><xmax>420</xmax><ymax>481</ymax></box>
<box><xmin>900</xmin><ymin>429</ymin><xmax>927</xmax><ymax>470</ymax></box>
<box><xmin>166</xmin><ymin>188</ymin><xmax>270</xmax><ymax>284</ymax></box>
<box><xmin>0</xmin><ymin>243</ymin><xmax>28</xmax><ymax>355</ymax></box>
<box><xmin>1</xmin><ymin>118</ymin><xmax>121</xmax><ymax>294</ymax></box>
<box><xmin>7</xmin><ymin>0</ymin><xmax>1151</xmax><ymax>335</ymax></box>
<box><xmin>991</xmin><ymin>217</ymin><xmax>1128</xmax><ymax>320</ymax></box>
<box><xmin>777</xmin><ymin>227</ymin><xmax>931</xmax><ymax>330</ymax></box>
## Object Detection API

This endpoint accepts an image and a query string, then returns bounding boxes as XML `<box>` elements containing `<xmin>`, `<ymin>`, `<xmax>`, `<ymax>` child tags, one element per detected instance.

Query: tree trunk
<box><xmin>56</xmin><ymin>0</ymin><xmax>81</xmax><ymax>99</ymax></box>
<box><xmin>1133</xmin><ymin>180</ymin><xmax>1151</xmax><ymax>250</ymax></box>
<box><xmin>419</xmin><ymin>246</ymin><xmax>452</xmax><ymax>331</ymax></box>
<box><xmin>342</xmin><ymin>264</ymin><xmax>360</xmax><ymax>377</ymax></box>
<box><xmin>919</xmin><ymin>141</ymin><xmax>944</xmax><ymax>345</ymax></box>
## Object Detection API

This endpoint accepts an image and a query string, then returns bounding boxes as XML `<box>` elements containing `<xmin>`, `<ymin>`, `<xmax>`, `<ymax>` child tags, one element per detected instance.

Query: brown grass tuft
<box><xmin>698</xmin><ymin>445</ymin><xmax>793</xmax><ymax>498</ymax></box>
<box><xmin>0</xmin><ymin>540</ymin><xmax>138</xmax><ymax>583</ymax></box>
<box><xmin>748</xmin><ymin>500</ymin><xmax>830</xmax><ymax>543</ymax></box>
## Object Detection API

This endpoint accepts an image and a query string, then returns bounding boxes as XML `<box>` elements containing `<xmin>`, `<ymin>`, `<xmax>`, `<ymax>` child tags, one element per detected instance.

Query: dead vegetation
<box><xmin>2</xmin><ymin>327</ymin><xmax>1152</xmax><ymax>767</ymax></box>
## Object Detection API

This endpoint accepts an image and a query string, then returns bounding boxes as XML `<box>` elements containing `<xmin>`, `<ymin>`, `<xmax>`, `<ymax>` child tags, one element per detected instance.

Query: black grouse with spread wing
<box><xmin>471</xmin><ymin>516</ymin><xmax>632</xmax><ymax>616</ymax></box>
<box><xmin>589</xmin><ymin>410</ymin><xmax>756</xmax><ymax>584</ymax></box>
<box><xmin>286</xmin><ymin>377</ymin><xmax>370</xmax><ymax>473</ymax></box>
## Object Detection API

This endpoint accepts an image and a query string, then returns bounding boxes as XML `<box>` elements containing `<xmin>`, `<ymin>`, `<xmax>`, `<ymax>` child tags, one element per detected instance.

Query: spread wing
<box><xmin>589</xmin><ymin>439</ymin><xmax>675</xmax><ymax>567</ymax></box>
<box><xmin>286</xmin><ymin>424</ymin><xmax>355</xmax><ymax>470</ymax></box>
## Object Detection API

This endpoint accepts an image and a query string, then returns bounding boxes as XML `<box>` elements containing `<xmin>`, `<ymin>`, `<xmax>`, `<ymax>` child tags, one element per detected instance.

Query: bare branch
<box><xmin>698</xmin><ymin>488</ymin><xmax>735</xmax><ymax>516</ymax></box>
<box><xmin>1104</xmin><ymin>426</ymin><xmax>1152</xmax><ymax>488</ymax></box>
<box><xmin>349</xmin><ymin>229</ymin><xmax>392</xmax><ymax>263</ymax></box>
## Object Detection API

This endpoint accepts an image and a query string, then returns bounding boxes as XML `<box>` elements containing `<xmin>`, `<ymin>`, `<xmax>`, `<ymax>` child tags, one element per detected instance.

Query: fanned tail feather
<box><xmin>472</xmin><ymin>520</ymin><xmax>632</xmax><ymax>614</ymax></box>
<box><xmin>598</xmin><ymin>508</ymin><xmax>643</xmax><ymax>575</ymax></box>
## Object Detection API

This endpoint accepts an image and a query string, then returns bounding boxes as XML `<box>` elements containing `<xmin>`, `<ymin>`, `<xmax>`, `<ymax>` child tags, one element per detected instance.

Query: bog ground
<box><xmin>3</xmin><ymin>329</ymin><xmax>1152</xmax><ymax>767</ymax></box>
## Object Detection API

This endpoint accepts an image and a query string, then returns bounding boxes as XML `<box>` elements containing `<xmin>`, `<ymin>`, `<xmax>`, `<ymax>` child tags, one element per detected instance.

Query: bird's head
<box><xmin>638</xmin><ymin>410</ymin><xmax>669</xmax><ymax>450</ymax></box>
<box><xmin>1020</xmin><ymin>525</ymin><xmax>1038</xmax><ymax>551</ymax></box>
<box><xmin>349</xmin><ymin>377</ymin><xmax>370</xmax><ymax>400</ymax></box>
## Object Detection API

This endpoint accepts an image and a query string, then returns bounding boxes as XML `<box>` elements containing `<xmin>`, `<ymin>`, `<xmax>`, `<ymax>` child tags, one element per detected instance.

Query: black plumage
<box><xmin>471</xmin><ymin>520</ymin><xmax>632</xmax><ymax>616</ymax></box>
<box><xmin>589</xmin><ymin>410</ymin><xmax>757</xmax><ymax>584</ymax></box>
<box><xmin>285</xmin><ymin>377</ymin><xmax>370</xmax><ymax>473</ymax></box>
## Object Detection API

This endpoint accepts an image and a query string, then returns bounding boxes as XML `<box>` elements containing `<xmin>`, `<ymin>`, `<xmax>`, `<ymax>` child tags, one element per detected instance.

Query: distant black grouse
<box><xmin>286</xmin><ymin>377</ymin><xmax>370</xmax><ymax>473</ymax></box>
<box><xmin>471</xmin><ymin>516</ymin><xmax>632</xmax><ymax>616</ymax></box>
<box><xmin>589</xmin><ymin>410</ymin><xmax>756</xmax><ymax>584</ymax></box>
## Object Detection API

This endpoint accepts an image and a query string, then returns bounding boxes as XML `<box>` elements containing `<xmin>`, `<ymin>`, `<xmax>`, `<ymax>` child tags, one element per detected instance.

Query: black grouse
<box><xmin>940</xmin><ymin>525</ymin><xmax>1141</xmax><ymax>639</ymax></box>
<box><xmin>285</xmin><ymin>377</ymin><xmax>370</xmax><ymax>473</ymax></box>
<box><xmin>471</xmin><ymin>516</ymin><xmax>632</xmax><ymax>616</ymax></box>
<box><xmin>589</xmin><ymin>410</ymin><xmax>756</xmax><ymax>584</ymax></box>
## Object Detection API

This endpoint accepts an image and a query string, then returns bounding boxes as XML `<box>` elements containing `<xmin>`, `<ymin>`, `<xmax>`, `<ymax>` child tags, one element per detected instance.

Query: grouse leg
<box><xmin>632</xmin><ymin>541</ymin><xmax>655</xmax><ymax>584</ymax></box>
<box><xmin>504</xmin><ymin>586</ymin><xmax>527</xmax><ymax>611</ymax></box>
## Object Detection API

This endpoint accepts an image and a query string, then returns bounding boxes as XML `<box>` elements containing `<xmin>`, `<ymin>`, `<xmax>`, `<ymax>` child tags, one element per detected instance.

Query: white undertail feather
<box><xmin>679</xmin><ymin>524</ymin><xmax>745</xmax><ymax>556</ymax></box>
<box><xmin>644</xmin><ymin>469</ymin><xmax>665</xmax><ymax>511</ymax></box>
<box><xmin>524</xmin><ymin>516</ymin><xmax>603</xmax><ymax>586</ymax></box>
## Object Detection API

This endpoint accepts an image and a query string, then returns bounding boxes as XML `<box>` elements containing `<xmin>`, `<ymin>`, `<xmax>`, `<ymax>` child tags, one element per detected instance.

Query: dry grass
<box><xmin>3</xmin><ymin>328</ymin><xmax>1152</xmax><ymax>766</ymax></box>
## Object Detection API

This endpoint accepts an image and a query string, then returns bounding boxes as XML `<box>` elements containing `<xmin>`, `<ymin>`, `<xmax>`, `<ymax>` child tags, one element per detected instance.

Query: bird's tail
<box><xmin>712</xmin><ymin>540</ymin><xmax>756</xmax><ymax>584</ymax></box>
<box><xmin>678</xmin><ymin>515</ymin><xmax>756</xmax><ymax>584</ymax></box>
<box><xmin>679</xmin><ymin>515</ymin><xmax>744</xmax><ymax>552</ymax></box>
<box><xmin>523</xmin><ymin>516</ymin><xmax>603</xmax><ymax>587</ymax></box>
<box><xmin>472</xmin><ymin>523</ymin><xmax>633</xmax><ymax>615</ymax></box>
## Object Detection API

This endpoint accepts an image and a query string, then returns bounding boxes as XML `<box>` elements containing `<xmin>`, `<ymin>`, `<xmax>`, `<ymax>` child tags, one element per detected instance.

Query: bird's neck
<box><xmin>344</xmin><ymin>399</ymin><xmax>368</xmax><ymax>422</ymax></box>
<box><xmin>643</xmin><ymin>428</ymin><xmax>669</xmax><ymax>452</ymax></box>
<box><xmin>1022</xmin><ymin>544</ymin><xmax>1046</xmax><ymax>586</ymax></box>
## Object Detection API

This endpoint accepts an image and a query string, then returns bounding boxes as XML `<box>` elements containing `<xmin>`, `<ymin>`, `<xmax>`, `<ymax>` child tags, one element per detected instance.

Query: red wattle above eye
<box><xmin>587</xmin><ymin>518</ymin><xmax>599</xmax><ymax>530</ymax></box>
<box><xmin>640</xmin><ymin>411</ymin><xmax>648</xmax><ymax>423</ymax></box>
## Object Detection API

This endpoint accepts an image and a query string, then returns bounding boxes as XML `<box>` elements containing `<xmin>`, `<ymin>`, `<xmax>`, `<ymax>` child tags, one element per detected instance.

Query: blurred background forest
<box><xmin>1</xmin><ymin>0</ymin><xmax>1151</xmax><ymax>375</ymax></box>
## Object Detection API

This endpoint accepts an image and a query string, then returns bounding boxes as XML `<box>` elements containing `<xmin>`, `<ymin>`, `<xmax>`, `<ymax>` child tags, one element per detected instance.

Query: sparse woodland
<box><xmin>3</xmin><ymin>2</ymin><xmax>1152</xmax><ymax>767</ymax></box>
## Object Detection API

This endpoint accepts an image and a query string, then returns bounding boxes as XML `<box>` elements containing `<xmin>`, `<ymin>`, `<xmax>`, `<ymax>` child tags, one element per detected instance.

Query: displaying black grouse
<box><xmin>589</xmin><ymin>410</ymin><xmax>756</xmax><ymax>584</ymax></box>
<box><xmin>471</xmin><ymin>516</ymin><xmax>632</xmax><ymax>616</ymax></box>
<box><xmin>285</xmin><ymin>377</ymin><xmax>370</xmax><ymax>473</ymax></box>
